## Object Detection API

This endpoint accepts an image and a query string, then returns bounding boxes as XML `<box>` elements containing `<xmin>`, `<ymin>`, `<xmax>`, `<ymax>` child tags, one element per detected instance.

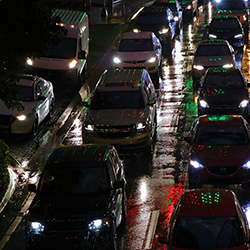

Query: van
<box><xmin>82</xmin><ymin>69</ymin><xmax>157</xmax><ymax>152</ymax></box>
<box><xmin>26</xmin><ymin>9</ymin><xmax>89</xmax><ymax>86</ymax></box>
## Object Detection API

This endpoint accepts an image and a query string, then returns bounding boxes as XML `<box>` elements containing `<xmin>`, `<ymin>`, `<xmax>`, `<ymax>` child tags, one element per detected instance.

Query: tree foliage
<box><xmin>0</xmin><ymin>0</ymin><xmax>66</xmax><ymax>110</ymax></box>
<box><xmin>0</xmin><ymin>140</ymin><xmax>10</xmax><ymax>191</ymax></box>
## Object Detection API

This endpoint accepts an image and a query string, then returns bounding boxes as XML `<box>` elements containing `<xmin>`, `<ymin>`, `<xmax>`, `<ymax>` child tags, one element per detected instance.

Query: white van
<box><xmin>26</xmin><ymin>9</ymin><xmax>89</xmax><ymax>85</ymax></box>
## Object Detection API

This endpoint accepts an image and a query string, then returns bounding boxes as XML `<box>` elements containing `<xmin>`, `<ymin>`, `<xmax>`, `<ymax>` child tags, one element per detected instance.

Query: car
<box><xmin>130</xmin><ymin>5</ymin><xmax>176</xmax><ymax>50</ymax></box>
<box><xmin>151</xmin><ymin>0</ymin><xmax>183</xmax><ymax>32</ymax></box>
<box><xmin>25</xmin><ymin>144</ymin><xmax>126</xmax><ymax>250</ymax></box>
<box><xmin>0</xmin><ymin>74</ymin><xmax>55</xmax><ymax>135</ymax></box>
<box><xmin>212</xmin><ymin>0</ymin><xmax>249</xmax><ymax>40</ymax></box>
<box><xmin>158</xmin><ymin>188</ymin><xmax>250</xmax><ymax>250</ymax></box>
<box><xmin>191</xmin><ymin>39</ymin><xmax>235</xmax><ymax>88</ymax></box>
<box><xmin>184</xmin><ymin>114</ymin><xmax>250</xmax><ymax>189</ymax></box>
<box><xmin>82</xmin><ymin>68</ymin><xmax>157</xmax><ymax>152</ymax></box>
<box><xmin>197</xmin><ymin>67</ymin><xmax>250</xmax><ymax>119</ymax></box>
<box><xmin>207</xmin><ymin>16</ymin><xmax>245</xmax><ymax>51</ymax></box>
<box><xmin>112</xmin><ymin>31</ymin><xmax>162</xmax><ymax>76</ymax></box>
<box><xmin>179</xmin><ymin>0</ymin><xmax>198</xmax><ymax>23</ymax></box>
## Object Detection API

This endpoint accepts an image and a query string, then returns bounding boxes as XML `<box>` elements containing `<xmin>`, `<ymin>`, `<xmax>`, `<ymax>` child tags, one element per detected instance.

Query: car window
<box><xmin>118</xmin><ymin>38</ymin><xmax>153</xmax><ymax>52</ymax></box>
<box><xmin>136</xmin><ymin>12</ymin><xmax>170</xmax><ymax>24</ymax></box>
<box><xmin>36</xmin><ymin>80</ymin><xmax>48</xmax><ymax>97</ymax></box>
<box><xmin>195</xmin><ymin>126</ymin><xmax>249</xmax><ymax>145</ymax></box>
<box><xmin>38</xmin><ymin>164</ymin><xmax>109</xmax><ymax>195</ymax></box>
<box><xmin>216</xmin><ymin>1</ymin><xmax>246</xmax><ymax>9</ymax></box>
<box><xmin>172</xmin><ymin>216</ymin><xmax>244</xmax><ymax>248</ymax></box>
<box><xmin>195</xmin><ymin>45</ymin><xmax>231</xmax><ymax>56</ymax></box>
<box><xmin>210</xmin><ymin>19</ymin><xmax>241</xmax><ymax>29</ymax></box>
<box><xmin>203</xmin><ymin>74</ymin><xmax>244</xmax><ymax>88</ymax></box>
<box><xmin>90</xmin><ymin>90</ymin><xmax>146</xmax><ymax>109</ymax></box>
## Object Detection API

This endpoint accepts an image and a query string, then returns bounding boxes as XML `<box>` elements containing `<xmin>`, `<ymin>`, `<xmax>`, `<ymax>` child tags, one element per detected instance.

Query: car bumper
<box><xmin>114</xmin><ymin>63</ymin><xmax>159</xmax><ymax>74</ymax></box>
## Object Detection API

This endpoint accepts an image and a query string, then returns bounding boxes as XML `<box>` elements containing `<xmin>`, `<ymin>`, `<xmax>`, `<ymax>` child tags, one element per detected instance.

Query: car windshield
<box><xmin>203</xmin><ymin>73</ymin><xmax>244</xmax><ymax>88</ymax></box>
<box><xmin>216</xmin><ymin>1</ymin><xmax>246</xmax><ymax>10</ymax></box>
<box><xmin>195</xmin><ymin>45</ymin><xmax>231</xmax><ymax>56</ymax></box>
<box><xmin>90</xmin><ymin>90</ymin><xmax>146</xmax><ymax>109</ymax></box>
<box><xmin>210</xmin><ymin>19</ymin><xmax>241</xmax><ymax>29</ymax></box>
<box><xmin>43</xmin><ymin>37</ymin><xmax>77</xmax><ymax>59</ymax></box>
<box><xmin>136</xmin><ymin>12</ymin><xmax>170</xmax><ymax>24</ymax></box>
<box><xmin>38</xmin><ymin>164</ymin><xmax>109</xmax><ymax>195</ymax></box>
<box><xmin>195</xmin><ymin>126</ymin><xmax>249</xmax><ymax>145</ymax></box>
<box><xmin>15</xmin><ymin>85</ymin><xmax>34</xmax><ymax>102</ymax></box>
<box><xmin>118</xmin><ymin>38</ymin><xmax>153</xmax><ymax>52</ymax></box>
<box><xmin>172</xmin><ymin>216</ymin><xmax>244</xmax><ymax>249</ymax></box>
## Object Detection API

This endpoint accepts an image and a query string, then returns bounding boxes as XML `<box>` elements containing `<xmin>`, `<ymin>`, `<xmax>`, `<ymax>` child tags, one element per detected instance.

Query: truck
<box><xmin>26</xmin><ymin>9</ymin><xmax>89</xmax><ymax>86</ymax></box>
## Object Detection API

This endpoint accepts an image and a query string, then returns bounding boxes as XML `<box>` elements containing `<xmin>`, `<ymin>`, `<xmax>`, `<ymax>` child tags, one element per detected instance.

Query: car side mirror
<box><xmin>148</xmin><ymin>99</ymin><xmax>156</xmax><ymax>105</ymax></box>
<box><xmin>37</xmin><ymin>95</ymin><xmax>46</xmax><ymax>101</ymax></box>
<box><xmin>155</xmin><ymin>45</ymin><xmax>161</xmax><ymax>50</ymax></box>
<box><xmin>28</xmin><ymin>184</ymin><xmax>37</xmax><ymax>193</ymax></box>
<box><xmin>158</xmin><ymin>234</ymin><xmax>168</xmax><ymax>244</ymax></box>
<box><xmin>184</xmin><ymin>136</ymin><xmax>192</xmax><ymax>144</ymax></box>
<box><xmin>79</xmin><ymin>50</ymin><xmax>86</xmax><ymax>59</ymax></box>
<box><xmin>247</xmin><ymin>82</ymin><xmax>250</xmax><ymax>88</ymax></box>
<box><xmin>189</xmin><ymin>52</ymin><xmax>194</xmax><ymax>56</ymax></box>
<box><xmin>113</xmin><ymin>180</ymin><xmax>125</xmax><ymax>189</ymax></box>
<box><xmin>82</xmin><ymin>101</ymin><xmax>90</xmax><ymax>107</ymax></box>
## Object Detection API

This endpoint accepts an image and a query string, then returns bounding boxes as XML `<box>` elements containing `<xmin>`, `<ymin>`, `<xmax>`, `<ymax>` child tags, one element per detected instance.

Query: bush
<box><xmin>0</xmin><ymin>140</ymin><xmax>10</xmax><ymax>190</ymax></box>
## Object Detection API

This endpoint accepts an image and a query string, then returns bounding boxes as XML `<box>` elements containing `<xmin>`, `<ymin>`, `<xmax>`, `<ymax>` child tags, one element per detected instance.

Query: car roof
<box><xmin>197</xmin><ymin>39</ymin><xmax>230</xmax><ymax>46</ymax></box>
<box><xmin>98</xmin><ymin>69</ymin><xmax>147</xmax><ymax>88</ymax></box>
<box><xmin>197</xmin><ymin>114</ymin><xmax>245</xmax><ymax>127</ymax></box>
<box><xmin>121</xmin><ymin>31</ymin><xmax>153</xmax><ymax>39</ymax></box>
<box><xmin>205</xmin><ymin>67</ymin><xmax>241</xmax><ymax>75</ymax></box>
<box><xmin>46</xmin><ymin>144</ymin><xmax>114</xmax><ymax>165</ymax></box>
<box><xmin>176</xmin><ymin>188</ymin><xmax>239</xmax><ymax>217</ymax></box>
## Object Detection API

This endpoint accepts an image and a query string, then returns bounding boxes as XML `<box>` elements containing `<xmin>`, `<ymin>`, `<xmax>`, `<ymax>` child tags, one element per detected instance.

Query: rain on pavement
<box><xmin>2</xmin><ymin>2</ymin><xmax>250</xmax><ymax>250</ymax></box>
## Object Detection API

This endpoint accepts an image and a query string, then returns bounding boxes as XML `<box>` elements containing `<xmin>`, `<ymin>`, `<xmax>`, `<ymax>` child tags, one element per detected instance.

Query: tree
<box><xmin>0</xmin><ymin>140</ymin><xmax>10</xmax><ymax>197</ymax></box>
<box><xmin>0</xmin><ymin>0</ymin><xmax>66</xmax><ymax>110</ymax></box>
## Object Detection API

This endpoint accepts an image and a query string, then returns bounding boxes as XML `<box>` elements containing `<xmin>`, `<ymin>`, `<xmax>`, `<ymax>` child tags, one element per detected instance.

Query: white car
<box><xmin>0</xmin><ymin>75</ymin><xmax>55</xmax><ymax>135</ymax></box>
<box><xmin>113</xmin><ymin>31</ymin><xmax>162</xmax><ymax>75</ymax></box>
<box><xmin>191</xmin><ymin>39</ymin><xmax>235</xmax><ymax>87</ymax></box>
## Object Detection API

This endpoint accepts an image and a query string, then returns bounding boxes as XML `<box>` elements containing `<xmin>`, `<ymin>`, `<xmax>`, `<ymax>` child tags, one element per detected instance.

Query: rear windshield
<box><xmin>210</xmin><ymin>18</ymin><xmax>241</xmax><ymax>29</ymax></box>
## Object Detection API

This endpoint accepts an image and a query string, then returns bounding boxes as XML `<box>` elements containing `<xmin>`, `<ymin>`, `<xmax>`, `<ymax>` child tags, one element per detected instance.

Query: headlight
<box><xmin>30</xmin><ymin>221</ymin><xmax>45</xmax><ymax>234</ymax></box>
<box><xmin>26</xmin><ymin>57</ymin><xmax>34</xmax><ymax>66</ymax></box>
<box><xmin>190</xmin><ymin>160</ymin><xmax>204</xmax><ymax>169</ymax></box>
<box><xmin>68</xmin><ymin>59</ymin><xmax>77</xmax><ymax>69</ymax></box>
<box><xmin>113</xmin><ymin>57</ymin><xmax>121</xmax><ymax>64</ymax></box>
<box><xmin>84</xmin><ymin>124</ymin><xmax>94</xmax><ymax>132</ymax></box>
<box><xmin>147</xmin><ymin>56</ymin><xmax>157</xmax><ymax>63</ymax></box>
<box><xmin>159</xmin><ymin>28</ymin><xmax>169</xmax><ymax>34</ymax></box>
<box><xmin>174</xmin><ymin>16</ymin><xmax>178</xmax><ymax>22</ymax></box>
<box><xmin>88</xmin><ymin>218</ymin><xmax>109</xmax><ymax>231</ymax></box>
<box><xmin>16</xmin><ymin>115</ymin><xmax>27</xmax><ymax>121</ymax></box>
<box><xmin>199</xmin><ymin>100</ymin><xmax>209</xmax><ymax>108</ymax></box>
<box><xmin>223</xmin><ymin>63</ymin><xmax>234</xmax><ymax>68</ymax></box>
<box><xmin>186</xmin><ymin>4</ymin><xmax>191</xmax><ymax>9</ymax></box>
<box><xmin>239</xmin><ymin>100</ymin><xmax>249</xmax><ymax>108</ymax></box>
<box><xmin>193</xmin><ymin>65</ymin><xmax>204</xmax><ymax>70</ymax></box>
<box><xmin>133</xmin><ymin>28</ymin><xmax>140</xmax><ymax>33</ymax></box>
<box><xmin>137</xmin><ymin>122</ymin><xmax>147</xmax><ymax>134</ymax></box>
<box><xmin>242</xmin><ymin>161</ymin><xmax>250</xmax><ymax>169</ymax></box>
<box><xmin>234</xmin><ymin>34</ymin><xmax>243</xmax><ymax>39</ymax></box>
<box><xmin>208</xmin><ymin>34</ymin><xmax>217</xmax><ymax>39</ymax></box>
<box><xmin>242</xmin><ymin>15</ymin><xmax>247</xmax><ymax>21</ymax></box>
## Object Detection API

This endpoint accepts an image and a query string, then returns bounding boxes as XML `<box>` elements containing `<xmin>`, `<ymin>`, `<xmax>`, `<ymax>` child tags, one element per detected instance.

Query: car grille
<box><xmin>0</xmin><ymin>115</ymin><xmax>15</xmax><ymax>132</ymax></box>
<box><xmin>123</xmin><ymin>60</ymin><xmax>146</xmax><ymax>64</ymax></box>
<box><xmin>95</xmin><ymin>124</ymin><xmax>136</xmax><ymax>138</ymax></box>
<box><xmin>45</xmin><ymin>218</ymin><xmax>88</xmax><ymax>233</ymax></box>
<box><xmin>206</xmin><ymin>166</ymin><xmax>240</xmax><ymax>176</ymax></box>
<box><xmin>209</xmin><ymin>104</ymin><xmax>238</xmax><ymax>110</ymax></box>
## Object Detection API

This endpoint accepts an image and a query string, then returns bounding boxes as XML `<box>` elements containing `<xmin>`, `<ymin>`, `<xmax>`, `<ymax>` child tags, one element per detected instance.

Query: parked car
<box><xmin>82</xmin><ymin>69</ymin><xmax>157</xmax><ymax>152</ymax></box>
<box><xmin>207</xmin><ymin>16</ymin><xmax>245</xmax><ymax>51</ymax></box>
<box><xmin>0</xmin><ymin>75</ymin><xmax>55</xmax><ymax>135</ymax></box>
<box><xmin>184</xmin><ymin>114</ymin><xmax>250</xmax><ymax>189</ymax></box>
<box><xmin>158</xmin><ymin>188</ymin><xmax>250</xmax><ymax>250</ymax></box>
<box><xmin>25</xmin><ymin>144</ymin><xmax>126</xmax><ymax>250</ymax></box>
<box><xmin>212</xmin><ymin>0</ymin><xmax>249</xmax><ymax>40</ymax></box>
<box><xmin>151</xmin><ymin>0</ymin><xmax>183</xmax><ymax>32</ymax></box>
<box><xmin>191</xmin><ymin>39</ymin><xmax>235</xmax><ymax>88</ymax></box>
<box><xmin>179</xmin><ymin>0</ymin><xmax>198</xmax><ymax>23</ymax></box>
<box><xmin>112</xmin><ymin>31</ymin><xmax>162</xmax><ymax>76</ymax></box>
<box><xmin>197</xmin><ymin>67</ymin><xmax>250</xmax><ymax>119</ymax></box>
<box><xmin>130</xmin><ymin>5</ymin><xmax>176</xmax><ymax>50</ymax></box>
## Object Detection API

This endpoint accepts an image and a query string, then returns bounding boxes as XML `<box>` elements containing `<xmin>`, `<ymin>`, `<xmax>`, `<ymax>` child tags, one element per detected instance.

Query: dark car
<box><xmin>25</xmin><ymin>144</ymin><xmax>127</xmax><ymax>250</ymax></box>
<box><xmin>130</xmin><ymin>5</ymin><xmax>176</xmax><ymax>50</ymax></box>
<box><xmin>158</xmin><ymin>188</ymin><xmax>250</xmax><ymax>250</ymax></box>
<box><xmin>197</xmin><ymin>67</ymin><xmax>250</xmax><ymax>119</ymax></box>
<box><xmin>207</xmin><ymin>16</ymin><xmax>245</xmax><ymax>51</ymax></box>
<box><xmin>151</xmin><ymin>0</ymin><xmax>183</xmax><ymax>32</ymax></box>
<box><xmin>179</xmin><ymin>0</ymin><xmax>198</xmax><ymax>23</ymax></box>
<box><xmin>184</xmin><ymin>114</ymin><xmax>250</xmax><ymax>189</ymax></box>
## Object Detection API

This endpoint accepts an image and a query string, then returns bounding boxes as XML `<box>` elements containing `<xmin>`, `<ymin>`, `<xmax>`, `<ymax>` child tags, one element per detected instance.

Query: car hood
<box><xmin>135</xmin><ymin>23</ymin><xmax>169</xmax><ymax>32</ymax></box>
<box><xmin>209</xmin><ymin>27</ymin><xmax>243</xmax><ymax>36</ymax></box>
<box><xmin>191</xmin><ymin>144</ymin><xmax>250</xmax><ymax>166</ymax></box>
<box><xmin>86</xmin><ymin>109</ymin><xmax>148</xmax><ymax>125</ymax></box>
<box><xmin>193</xmin><ymin>55</ymin><xmax>234</xmax><ymax>66</ymax></box>
<box><xmin>0</xmin><ymin>99</ymin><xmax>37</xmax><ymax>116</ymax></box>
<box><xmin>199</xmin><ymin>88</ymin><xmax>248</xmax><ymax>104</ymax></box>
<box><xmin>29</xmin><ymin>193</ymin><xmax>111</xmax><ymax>219</ymax></box>
<box><xmin>116</xmin><ymin>51</ymin><xmax>156</xmax><ymax>61</ymax></box>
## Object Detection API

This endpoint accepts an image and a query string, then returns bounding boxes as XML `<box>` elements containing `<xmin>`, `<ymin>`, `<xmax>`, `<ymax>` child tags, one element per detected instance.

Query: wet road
<box><xmin>2</xmin><ymin>2</ymin><xmax>250</xmax><ymax>250</ymax></box>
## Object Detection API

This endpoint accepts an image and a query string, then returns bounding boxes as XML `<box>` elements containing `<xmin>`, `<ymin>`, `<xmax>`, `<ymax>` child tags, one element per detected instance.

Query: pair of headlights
<box><xmin>113</xmin><ymin>56</ymin><xmax>157</xmax><ymax>64</ymax></box>
<box><xmin>27</xmin><ymin>58</ymin><xmax>78</xmax><ymax>69</ymax></box>
<box><xmin>193</xmin><ymin>63</ymin><xmax>234</xmax><ymax>71</ymax></box>
<box><xmin>208</xmin><ymin>34</ymin><xmax>243</xmax><ymax>39</ymax></box>
<box><xmin>199</xmin><ymin>99</ymin><xmax>249</xmax><ymax>109</ymax></box>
